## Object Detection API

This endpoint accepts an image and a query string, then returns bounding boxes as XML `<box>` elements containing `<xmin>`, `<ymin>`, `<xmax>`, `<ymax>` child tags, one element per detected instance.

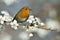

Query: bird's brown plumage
<box><xmin>13</xmin><ymin>7</ymin><xmax>30</xmax><ymax>23</ymax></box>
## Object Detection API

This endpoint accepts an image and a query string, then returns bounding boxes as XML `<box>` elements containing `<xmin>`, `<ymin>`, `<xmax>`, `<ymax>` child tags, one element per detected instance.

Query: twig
<box><xmin>19</xmin><ymin>23</ymin><xmax>31</xmax><ymax>26</ymax></box>
<box><xmin>19</xmin><ymin>23</ymin><xmax>57</xmax><ymax>31</ymax></box>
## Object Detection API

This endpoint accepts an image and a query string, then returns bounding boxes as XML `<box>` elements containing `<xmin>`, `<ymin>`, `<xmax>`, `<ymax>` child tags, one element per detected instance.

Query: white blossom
<box><xmin>22</xmin><ymin>26</ymin><xmax>26</xmax><ymax>28</ymax></box>
<box><xmin>32</xmin><ymin>21</ymin><xmax>37</xmax><ymax>24</ymax></box>
<box><xmin>34</xmin><ymin>24</ymin><xmax>38</xmax><ymax>27</ymax></box>
<box><xmin>27</xmin><ymin>15</ymin><xmax>41</xmax><ymax>26</ymax></box>
<box><xmin>1</xmin><ymin>11</ymin><xmax>9</xmax><ymax>16</ymax></box>
<box><xmin>1</xmin><ymin>11</ymin><xmax>13</xmax><ymax>22</ymax></box>
<box><xmin>0</xmin><ymin>15</ymin><xmax>5</xmax><ymax>24</ymax></box>
<box><xmin>29</xmin><ymin>33</ymin><xmax>33</xmax><ymax>37</ymax></box>
<box><xmin>35</xmin><ymin>17</ymin><xmax>41</xmax><ymax>24</ymax></box>
<box><xmin>3</xmin><ymin>16</ymin><xmax>13</xmax><ymax>22</ymax></box>
<box><xmin>10</xmin><ymin>20</ymin><xmax>19</xmax><ymax>30</ymax></box>
<box><xmin>27</xmin><ymin>15</ymin><xmax>36</xmax><ymax>21</ymax></box>
<box><xmin>40</xmin><ymin>22</ymin><xmax>45</xmax><ymax>26</ymax></box>
<box><xmin>26</xmin><ymin>26</ymin><xmax>36</xmax><ymax>32</ymax></box>
<box><xmin>27</xmin><ymin>20</ymin><xmax>32</xmax><ymax>23</ymax></box>
<box><xmin>29</xmin><ymin>15</ymin><xmax>34</xmax><ymax>18</ymax></box>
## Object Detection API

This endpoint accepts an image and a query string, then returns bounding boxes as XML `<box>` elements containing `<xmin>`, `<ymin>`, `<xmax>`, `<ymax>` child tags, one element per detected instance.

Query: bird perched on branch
<box><xmin>12</xmin><ymin>6</ymin><xmax>31</xmax><ymax>23</ymax></box>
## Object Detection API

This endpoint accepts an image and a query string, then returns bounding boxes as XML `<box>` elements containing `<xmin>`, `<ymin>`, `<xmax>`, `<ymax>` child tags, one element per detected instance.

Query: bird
<box><xmin>12</xmin><ymin>6</ymin><xmax>31</xmax><ymax>23</ymax></box>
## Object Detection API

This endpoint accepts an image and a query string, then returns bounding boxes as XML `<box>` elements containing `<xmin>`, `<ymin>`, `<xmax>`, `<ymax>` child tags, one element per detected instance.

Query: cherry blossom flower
<box><xmin>1</xmin><ymin>11</ymin><xmax>13</xmax><ymax>22</ymax></box>
<box><xmin>0</xmin><ymin>15</ymin><xmax>5</xmax><ymax>24</ymax></box>
<box><xmin>10</xmin><ymin>20</ymin><xmax>19</xmax><ymax>30</ymax></box>
<box><xmin>29</xmin><ymin>33</ymin><xmax>33</xmax><ymax>37</ymax></box>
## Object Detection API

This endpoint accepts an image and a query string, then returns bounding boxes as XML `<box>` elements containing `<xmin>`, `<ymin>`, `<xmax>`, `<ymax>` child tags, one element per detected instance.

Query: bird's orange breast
<box><xmin>20</xmin><ymin>9</ymin><xmax>30</xmax><ymax>18</ymax></box>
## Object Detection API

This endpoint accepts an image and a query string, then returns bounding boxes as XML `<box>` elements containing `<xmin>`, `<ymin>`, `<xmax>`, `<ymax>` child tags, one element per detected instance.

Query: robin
<box><xmin>12</xmin><ymin>6</ymin><xmax>31</xmax><ymax>23</ymax></box>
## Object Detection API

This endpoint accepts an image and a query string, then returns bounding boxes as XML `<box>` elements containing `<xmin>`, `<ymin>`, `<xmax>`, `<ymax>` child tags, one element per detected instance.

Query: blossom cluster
<box><xmin>0</xmin><ymin>10</ymin><xmax>59</xmax><ymax>38</ymax></box>
<box><xmin>0</xmin><ymin>11</ymin><xmax>13</xmax><ymax>24</ymax></box>
<box><xmin>0</xmin><ymin>10</ymin><xmax>59</xmax><ymax>31</ymax></box>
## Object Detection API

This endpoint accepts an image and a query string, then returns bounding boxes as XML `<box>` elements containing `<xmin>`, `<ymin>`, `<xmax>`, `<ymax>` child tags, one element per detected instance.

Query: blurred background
<box><xmin>0</xmin><ymin>0</ymin><xmax>60</xmax><ymax>40</ymax></box>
